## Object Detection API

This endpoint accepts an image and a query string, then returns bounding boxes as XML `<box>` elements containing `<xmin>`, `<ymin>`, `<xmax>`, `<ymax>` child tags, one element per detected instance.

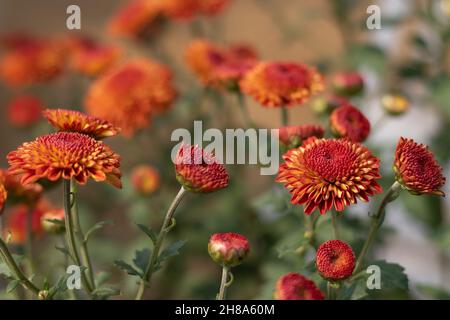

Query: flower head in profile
<box><xmin>41</xmin><ymin>209</ymin><xmax>65</xmax><ymax>234</ymax></box>
<box><xmin>67</xmin><ymin>36</ymin><xmax>121</xmax><ymax>77</ymax></box>
<box><xmin>185</xmin><ymin>39</ymin><xmax>257</xmax><ymax>90</ymax></box>
<box><xmin>331</xmin><ymin>71</ymin><xmax>364</xmax><ymax>96</ymax></box>
<box><xmin>239</xmin><ymin>61</ymin><xmax>324</xmax><ymax>108</ymax></box>
<box><xmin>0</xmin><ymin>169</ymin><xmax>43</xmax><ymax>206</ymax></box>
<box><xmin>274</xmin><ymin>272</ymin><xmax>324</xmax><ymax>300</ymax></box>
<box><xmin>381</xmin><ymin>94</ymin><xmax>410</xmax><ymax>116</ymax></box>
<box><xmin>0</xmin><ymin>35</ymin><xmax>65</xmax><ymax>86</ymax></box>
<box><xmin>330</xmin><ymin>105</ymin><xmax>370</xmax><ymax>142</ymax></box>
<box><xmin>85</xmin><ymin>59</ymin><xmax>177</xmax><ymax>136</ymax></box>
<box><xmin>208</xmin><ymin>232</ymin><xmax>249</xmax><ymax>267</ymax></box>
<box><xmin>394</xmin><ymin>137</ymin><xmax>445</xmax><ymax>196</ymax></box>
<box><xmin>276</xmin><ymin>138</ymin><xmax>382</xmax><ymax>215</ymax></box>
<box><xmin>7</xmin><ymin>132</ymin><xmax>122</xmax><ymax>188</ymax></box>
<box><xmin>131</xmin><ymin>165</ymin><xmax>160</xmax><ymax>195</ymax></box>
<box><xmin>316</xmin><ymin>240</ymin><xmax>355</xmax><ymax>281</ymax></box>
<box><xmin>278</xmin><ymin>124</ymin><xmax>325</xmax><ymax>150</ymax></box>
<box><xmin>108</xmin><ymin>0</ymin><xmax>164</xmax><ymax>38</ymax></box>
<box><xmin>43</xmin><ymin>109</ymin><xmax>120</xmax><ymax>139</ymax></box>
<box><xmin>7</xmin><ymin>95</ymin><xmax>43</xmax><ymax>128</ymax></box>
<box><xmin>175</xmin><ymin>144</ymin><xmax>229</xmax><ymax>193</ymax></box>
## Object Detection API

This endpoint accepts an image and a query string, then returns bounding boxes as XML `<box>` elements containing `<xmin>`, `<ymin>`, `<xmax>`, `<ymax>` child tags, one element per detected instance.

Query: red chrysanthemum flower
<box><xmin>67</xmin><ymin>36</ymin><xmax>121</xmax><ymax>77</ymax></box>
<box><xmin>175</xmin><ymin>144</ymin><xmax>229</xmax><ymax>193</ymax></box>
<box><xmin>316</xmin><ymin>240</ymin><xmax>355</xmax><ymax>281</ymax></box>
<box><xmin>131</xmin><ymin>165</ymin><xmax>160</xmax><ymax>195</ymax></box>
<box><xmin>331</xmin><ymin>71</ymin><xmax>364</xmax><ymax>96</ymax></box>
<box><xmin>274</xmin><ymin>272</ymin><xmax>324</xmax><ymax>300</ymax></box>
<box><xmin>330</xmin><ymin>105</ymin><xmax>371</xmax><ymax>142</ymax></box>
<box><xmin>7</xmin><ymin>132</ymin><xmax>122</xmax><ymax>188</ymax></box>
<box><xmin>0</xmin><ymin>168</ymin><xmax>43</xmax><ymax>206</ymax></box>
<box><xmin>7</xmin><ymin>95</ymin><xmax>43</xmax><ymax>128</ymax></box>
<box><xmin>0</xmin><ymin>35</ymin><xmax>65</xmax><ymax>86</ymax></box>
<box><xmin>198</xmin><ymin>0</ymin><xmax>231</xmax><ymax>15</ymax></box>
<box><xmin>85</xmin><ymin>59</ymin><xmax>177</xmax><ymax>136</ymax></box>
<box><xmin>108</xmin><ymin>0</ymin><xmax>164</xmax><ymax>38</ymax></box>
<box><xmin>394</xmin><ymin>137</ymin><xmax>445</xmax><ymax>196</ymax></box>
<box><xmin>239</xmin><ymin>61</ymin><xmax>324</xmax><ymax>108</ymax></box>
<box><xmin>208</xmin><ymin>232</ymin><xmax>250</xmax><ymax>267</ymax></box>
<box><xmin>41</xmin><ymin>208</ymin><xmax>65</xmax><ymax>234</ymax></box>
<box><xmin>162</xmin><ymin>0</ymin><xmax>199</xmax><ymax>20</ymax></box>
<box><xmin>43</xmin><ymin>109</ymin><xmax>120</xmax><ymax>139</ymax></box>
<box><xmin>276</xmin><ymin>138</ymin><xmax>382</xmax><ymax>215</ymax></box>
<box><xmin>278</xmin><ymin>124</ymin><xmax>325</xmax><ymax>150</ymax></box>
<box><xmin>185</xmin><ymin>39</ymin><xmax>258</xmax><ymax>90</ymax></box>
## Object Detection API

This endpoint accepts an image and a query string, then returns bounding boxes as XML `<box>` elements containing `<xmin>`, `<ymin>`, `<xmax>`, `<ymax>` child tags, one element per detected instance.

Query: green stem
<box><xmin>135</xmin><ymin>186</ymin><xmax>188</xmax><ymax>300</ymax></box>
<box><xmin>217</xmin><ymin>266</ymin><xmax>232</xmax><ymax>300</ymax></box>
<box><xmin>63</xmin><ymin>179</ymin><xmax>93</xmax><ymax>297</ymax></box>
<box><xmin>25</xmin><ymin>207</ymin><xmax>35</xmax><ymax>276</ymax></box>
<box><xmin>281</xmin><ymin>107</ymin><xmax>289</xmax><ymax>126</ymax></box>
<box><xmin>327</xmin><ymin>282</ymin><xmax>336</xmax><ymax>300</ymax></box>
<box><xmin>236</xmin><ymin>92</ymin><xmax>253</xmax><ymax>127</ymax></box>
<box><xmin>354</xmin><ymin>181</ymin><xmax>402</xmax><ymax>273</ymax></box>
<box><xmin>0</xmin><ymin>237</ymin><xmax>40</xmax><ymax>296</ymax></box>
<box><xmin>331</xmin><ymin>210</ymin><xmax>340</xmax><ymax>239</ymax></box>
<box><xmin>71</xmin><ymin>183</ymin><xmax>95</xmax><ymax>289</ymax></box>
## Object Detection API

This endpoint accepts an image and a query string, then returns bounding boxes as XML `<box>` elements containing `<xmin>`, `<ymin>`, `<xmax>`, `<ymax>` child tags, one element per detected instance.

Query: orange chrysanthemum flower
<box><xmin>162</xmin><ymin>0</ymin><xmax>199</xmax><ymax>20</ymax></box>
<box><xmin>316</xmin><ymin>240</ymin><xmax>355</xmax><ymax>281</ymax></box>
<box><xmin>278</xmin><ymin>124</ymin><xmax>325</xmax><ymax>150</ymax></box>
<box><xmin>394</xmin><ymin>137</ymin><xmax>445</xmax><ymax>196</ymax></box>
<box><xmin>85</xmin><ymin>59</ymin><xmax>177</xmax><ymax>136</ymax></box>
<box><xmin>131</xmin><ymin>165</ymin><xmax>160</xmax><ymax>195</ymax></box>
<box><xmin>198</xmin><ymin>0</ymin><xmax>231</xmax><ymax>15</ymax></box>
<box><xmin>7</xmin><ymin>95</ymin><xmax>43</xmax><ymax>128</ymax></box>
<box><xmin>185</xmin><ymin>39</ymin><xmax>258</xmax><ymax>90</ymax></box>
<box><xmin>274</xmin><ymin>272</ymin><xmax>324</xmax><ymax>300</ymax></box>
<box><xmin>0</xmin><ymin>35</ymin><xmax>65</xmax><ymax>86</ymax></box>
<box><xmin>43</xmin><ymin>109</ymin><xmax>120</xmax><ymax>139</ymax></box>
<box><xmin>108</xmin><ymin>0</ymin><xmax>164</xmax><ymax>38</ymax></box>
<box><xmin>68</xmin><ymin>36</ymin><xmax>121</xmax><ymax>77</ymax></box>
<box><xmin>175</xmin><ymin>145</ymin><xmax>229</xmax><ymax>193</ymax></box>
<box><xmin>276</xmin><ymin>138</ymin><xmax>382</xmax><ymax>215</ymax></box>
<box><xmin>7</xmin><ymin>132</ymin><xmax>122</xmax><ymax>188</ymax></box>
<box><xmin>330</xmin><ymin>105</ymin><xmax>371</xmax><ymax>142</ymax></box>
<box><xmin>239</xmin><ymin>61</ymin><xmax>324</xmax><ymax>108</ymax></box>
<box><xmin>0</xmin><ymin>168</ymin><xmax>43</xmax><ymax>206</ymax></box>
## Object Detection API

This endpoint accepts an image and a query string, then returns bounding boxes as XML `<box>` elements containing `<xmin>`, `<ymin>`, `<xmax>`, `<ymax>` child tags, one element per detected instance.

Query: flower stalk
<box><xmin>236</xmin><ymin>91</ymin><xmax>252</xmax><ymax>127</ymax></box>
<box><xmin>281</xmin><ymin>107</ymin><xmax>288</xmax><ymax>126</ymax></box>
<box><xmin>217</xmin><ymin>266</ymin><xmax>233</xmax><ymax>300</ymax></box>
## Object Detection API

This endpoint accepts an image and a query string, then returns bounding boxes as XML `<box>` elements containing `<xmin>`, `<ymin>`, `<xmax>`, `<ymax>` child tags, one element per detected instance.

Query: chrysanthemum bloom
<box><xmin>198</xmin><ymin>0</ymin><xmax>231</xmax><ymax>15</ymax></box>
<box><xmin>239</xmin><ymin>62</ymin><xmax>324</xmax><ymax>108</ymax></box>
<box><xmin>7</xmin><ymin>95</ymin><xmax>43</xmax><ymax>128</ymax></box>
<box><xmin>276</xmin><ymin>138</ymin><xmax>382</xmax><ymax>215</ymax></box>
<box><xmin>394</xmin><ymin>137</ymin><xmax>445</xmax><ymax>196</ymax></box>
<box><xmin>41</xmin><ymin>209</ymin><xmax>65</xmax><ymax>234</ymax></box>
<box><xmin>278</xmin><ymin>125</ymin><xmax>325</xmax><ymax>150</ymax></box>
<box><xmin>0</xmin><ymin>168</ymin><xmax>43</xmax><ymax>205</ymax></box>
<box><xmin>208</xmin><ymin>232</ymin><xmax>249</xmax><ymax>267</ymax></box>
<box><xmin>0</xmin><ymin>36</ymin><xmax>65</xmax><ymax>86</ymax></box>
<box><xmin>175</xmin><ymin>145</ymin><xmax>229</xmax><ymax>193</ymax></box>
<box><xmin>330</xmin><ymin>105</ymin><xmax>371</xmax><ymax>142</ymax></box>
<box><xmin>43</xmin><ymin>109</ymin><xmax>120</xmax><ymax>139</ymax></box>
<box><xmin>185</xmin><ymin>39</ymin><xmax>257</xmax><ymax>90</ymax></box>
<box><xmin>68</xmin><ymin>36</ymin><xmax>121</xmax><ymax>77</ymax></box>
<box><xmin>316</xmin><ymin>240</ymin><xmax>355</xmax><ymax>281</ymax></box>
<box><xmin>381</xmin><ymin>94</ymin><xmax>410</xmax><ymax>116</ymax></box>
<box><xmin>162</xmin><ymin>0</ymin><xmax>199</xmax><ymax>20</ymax></box>
<box><xmin>131</xmin><ymin>165</ymin><xmax>160</xmax><ymax>195</ymax></box>
<box><xmin>7</xmin><ymin>132</ymin><xmax>122</xmax><ymax>188</ymax></box>
<box><xmin>312</xmin><ymin>95</ymin><xmax>351</xmax><ymax>116</ymax></box>
<box><xmin>274</xmin><ymin>273</ymin><xmax>324</xmax><ymax>300</ymax></box>
<box><xmin>85</xmin><ymin>59</ymin><xmax>177</xmax><ymax>136</ymax></box>
<box><xmin>331</xmin><ymin>71</ymin><xmax>364</xmax><ymax>96</ymax></box>
<box><xmin>108</xmin><ymin>0</ymin><xmax>164</xmax><ymax>38</ymax></box>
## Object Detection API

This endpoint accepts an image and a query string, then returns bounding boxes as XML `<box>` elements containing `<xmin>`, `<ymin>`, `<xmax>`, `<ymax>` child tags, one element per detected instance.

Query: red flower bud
<box><xmin>41</xmin><ymin>209</ymin><xmax>65</xmax><ymax>234</ymax></box>
<box><xmin>331</xmin><ymin>72</ymin><xmax>364</xmax><ymax>96</ymax></box>
<box><xmin>208</xmin><ymin>232</ymin><xmax>249</xmax><ymax>267</ymax></box>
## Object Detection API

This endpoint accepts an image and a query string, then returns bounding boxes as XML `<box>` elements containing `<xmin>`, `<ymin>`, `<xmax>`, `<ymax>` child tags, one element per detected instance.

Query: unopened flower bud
<box><xmin>208</xmin><ymin>232</ymin><xmax>249</xmax><ymax>267</ymax></box>
<box><xmin>311</xmin><ymin>95</ymin><xmax>350</xmax><ymax>116</ymax></box>
<box><xmin>381</xmin><ymin>94</ymin><xmax>409</xmax><ymax>115</ymax></box>
<box><xmin>331</xmin><ymin>72</ymin><xmax>364</xmax><ymax>96</ymax></box>
<box><xmin>38</xmin><ymin>290</ymin><xmax>49</xmax><ymax>300</ymax></box>
<box><xmin>41</xmin><ymin>209</ymin><xmax>65</xmax><ymax>234</ymax></box>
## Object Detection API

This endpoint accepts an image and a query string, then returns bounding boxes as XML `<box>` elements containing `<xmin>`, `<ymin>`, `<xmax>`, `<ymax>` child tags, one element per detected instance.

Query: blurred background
<box><xmin>0</xmin><ymin>0</ymin><xmax>449</xmax><ymax>299</ymax></box>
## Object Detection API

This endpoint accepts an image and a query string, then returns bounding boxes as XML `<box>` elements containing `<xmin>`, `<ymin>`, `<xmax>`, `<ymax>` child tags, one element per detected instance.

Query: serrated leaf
<box><xmin>132</xmin><ymin>248</ymin><xmax>151</xmax><ymax>273</ymax></box>
<box><xmin>0</xmin><ymin>254</ymin><xmax>23</xmax><ymax>278</ymax></box>
<box><xmin>92</xmin><ymin>285</ymin><xmax>120</xmax><ymax>298</ymax></box>
<box><xmin>373</xmin><ymin>260</ymin><xmax>409</xmax><ymax>291</ymax></box>
<box><xmin>114</xmin><ymin>260</ymin><xmax>142</xmax><ymax>277</ymax></box>
<box><xmin>6</xmin><ymin>280</ymin><xmax>21</xmax><ymax>293</ymax></box>
<box><xmin>84</xmin><ymin>220</ymin><xmax>114</xmax><ymax>243</ymax></box>
<box><xmin>157</xmin><ymin>240</ymin><xmax>186</xmax><ymax>265</ymax></box>
<box><xmin>136</xmin><ymin>224</ymin><xmax>157</xmax><ymax>244</ymax></box>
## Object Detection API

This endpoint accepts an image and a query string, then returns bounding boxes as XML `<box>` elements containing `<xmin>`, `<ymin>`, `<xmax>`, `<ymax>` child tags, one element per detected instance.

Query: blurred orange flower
<box><xmin>0</xmin><ymin>169</ymin><xmax>43</xmax><ymax>206</ymax></box>
<box><xmin>278</xmin><ymin>124</ymin><xmax>325</xmax><ymax>150</ymax></box>
<box><xmin>0</xmin><ymin>35</ymin><xmax>65</xmax><ymax>86</ymax></box>
<box><xmin>131</xmin><ymin>165</ymin><xmax>160</xmax><ymax>195</ymax></box>
<box><xmin>7</xmin><ymin>132</ymin><xmax>122</xmax><ymax>188</ymax></box>
<box><xmin>67</xmin><ymin>36</ymin><xmax>121</xmax><ymax>77</ymax></box>
<box><xmin>240</xmin><ymin>61</ymin><xmax>324</xmax><ymax>108</ymax></box>
<box><xmin>162</xmin><ymin>0</ymin><xmax>199</xmax><ymax>20</ymax></box>
<box><xmin>274</xmin><ymin>273</ymin><xmax>324</xmax><ymax>300</ymax></box>
<box><xmin>7</xmin><ymin>95</ymin><xmax>43</xmax><ymax>128</ymax></box>
<box><xmin>85</xmin><ymin>59</ymin><xmax>177</xmax><ymax>136</ymax></box>
<box><xmin>185</xmin><ymin>39</ymin><xmax>258</xmax><ymax>90</ymax></box>
<box><xmin>198</xmin><ymin>0</ymin><xmax>231</xmax><ymax>15</ymax></box>
<box><xmin>43</xmin><ymin>108</ymin><xmax>120</xmax><ymax>139</ymax></box>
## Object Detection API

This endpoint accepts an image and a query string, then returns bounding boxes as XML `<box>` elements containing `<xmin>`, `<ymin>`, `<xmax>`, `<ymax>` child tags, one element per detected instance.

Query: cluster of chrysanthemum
<box><xmin>108</xmin><ymin>0</ymin><xmax>232</xmax><ymax>38</ymax></box>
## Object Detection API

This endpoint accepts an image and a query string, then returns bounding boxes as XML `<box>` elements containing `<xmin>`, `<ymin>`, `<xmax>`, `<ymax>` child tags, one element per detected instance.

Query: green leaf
<box><xmin>374</xmin><ymin>260</ymin><xmax>409</xmax><ymax>291</ymax></box>
<box><xmin>6</xmin><ymin>280</ymin><xmax>21</xmax><ymax>293</ymax></box>
<box><xmin>136</xmin><ymin>224</ymin><xmax>157</xmax><ymax>244</ymax></box>
<box><xmin>156</xmin><ymin>240</ymin><xmax>187</xmax><ymax>268</ymax></box>
<box><xmin>0</xmin><ymin>254</ymin><xmax>23</xmax><ymax>278</ymax></box>
<box><xmin>114</xmin><ymin>260</ymin><xmax>142</xmax><ymax>277</ymax></box>
<box><xmin>92</xmin><ymin>285</ymin><xmax>120</xmax><ymax>299</ymax></box>
<box><xmin>132</xmin><ymin>249</ymin><xmax>151</xmax><ymax>274</ymax></box>
<box><xmin>47</xmin><ymin>274</ymin><xmax>71</xmax><ymax>298</ymax></box>
<box><xmin>84</xmin><ymin>220</ymin><xmax>114</xmax><ymax>243</ymax></box>
<box><xmin>416</xmin><ymin>284</ymin><xmax>450</xmax><ymax>300</ymax></box>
